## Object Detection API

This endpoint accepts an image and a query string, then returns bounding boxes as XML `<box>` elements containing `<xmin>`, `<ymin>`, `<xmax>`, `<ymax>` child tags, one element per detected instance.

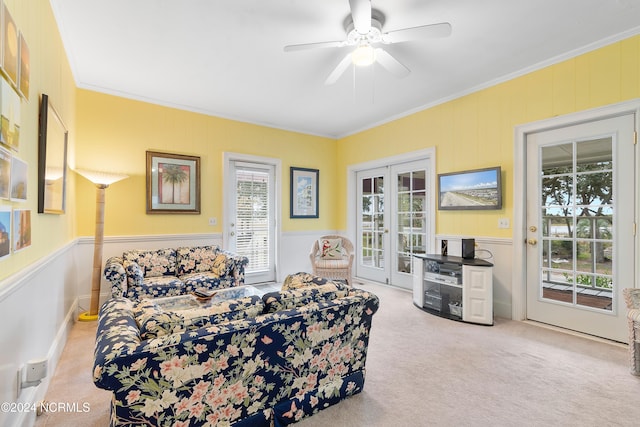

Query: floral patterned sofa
<box><xmin>103</xmin><ymin>246</ymin><xmax>249</xmax><ymax>300</ymax></box>
<box><xmin>93</xmin><ymin>273</ymin><xmax>380</xmax><ymax>426</ymax></box>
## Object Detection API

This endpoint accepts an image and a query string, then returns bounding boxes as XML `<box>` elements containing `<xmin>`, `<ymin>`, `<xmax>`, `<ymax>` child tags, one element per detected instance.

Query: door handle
<box><xmin>527</xmin><ymin>239</ymin><xmax>537</xmax><ymax>246</ymax></box>
<box><xmin>230</xmin><ymin>231</ymin><xmax>235</xmax><ymax>236</ymax></box>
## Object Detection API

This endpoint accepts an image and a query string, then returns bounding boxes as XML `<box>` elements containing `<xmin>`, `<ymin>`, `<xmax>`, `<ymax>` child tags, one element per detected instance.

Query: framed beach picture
<box><xmin>290</xmin><ymin>167</ymin><xmax>319</xmax><ymax>218</ymax></box>
<box><xmin>146</xmin><ymin>150</ymin><xmax>200</xmax><ymax>214</ymax></box>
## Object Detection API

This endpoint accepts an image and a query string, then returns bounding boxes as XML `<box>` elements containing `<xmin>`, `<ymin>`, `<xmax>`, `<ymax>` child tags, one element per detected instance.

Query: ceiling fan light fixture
<box><xmin>352</xmin><ymin>43</ymin><xmax>375</xmax><ymax>67</ymax></box>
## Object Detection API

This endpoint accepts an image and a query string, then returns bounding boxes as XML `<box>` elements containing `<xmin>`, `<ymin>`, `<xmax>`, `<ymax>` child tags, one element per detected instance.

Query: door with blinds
<box><xmin>226</xmin><ymin>160</ymin><xmax>276</xmax><ymax>284</ymax></box>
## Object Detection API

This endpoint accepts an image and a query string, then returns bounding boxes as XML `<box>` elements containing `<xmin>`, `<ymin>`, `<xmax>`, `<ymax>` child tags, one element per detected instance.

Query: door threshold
<box><xmin>523</xmin><ymin>320</ymin><xmax>627</xmax><ymax>348</ymax></box>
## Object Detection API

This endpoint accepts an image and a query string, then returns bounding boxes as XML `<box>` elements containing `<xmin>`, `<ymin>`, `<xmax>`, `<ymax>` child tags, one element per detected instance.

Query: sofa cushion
<box><xmin>134</xmin><ymin>295</ymin><xmax>265</xmax><ymax>340</ymax></box>
<box><xmin>176</xmin><ymin>245</ymin><xmax>220</xmax><ymax>275</ymax></box>
<box><xmin>319</xmin><ymin>238</ymin><xmax>343</xmax><ymax>259</ymax></box>
<box><xmin>262</xmin><ymin>282</ymin><xmax>349</xmax><ymax>313</ymax></box>
<box><xmin>210</xmin><ymin>253</ymin><xmax>233</xmax><ymax>277</ymax></box>
<box><xmin>123</xmin><ymin>248</ymin><xmax>177</xmax><ymax>278</ymax></box>
<box><xmin>181</xmin><ymin>271</ymin><xmax>232</xmax><ymax>289</ymax></box>
<box><xmin>281</xmin><ymin>272</ymin><xmax>335</xmax><ymax>290</ymax></box>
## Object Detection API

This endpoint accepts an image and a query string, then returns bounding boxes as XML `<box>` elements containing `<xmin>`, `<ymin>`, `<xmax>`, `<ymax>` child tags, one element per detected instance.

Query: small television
<box><xmin>438</xmin><ymin>166</ymin><xmax>502</xmax><ymax>210</ymax></box>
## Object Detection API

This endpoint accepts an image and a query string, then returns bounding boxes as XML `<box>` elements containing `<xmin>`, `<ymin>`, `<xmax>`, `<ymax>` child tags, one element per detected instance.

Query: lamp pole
<box><xmin>75</xmin><ymin>168</ymin><xmax>127</xmax><ymax>322</ymax></box>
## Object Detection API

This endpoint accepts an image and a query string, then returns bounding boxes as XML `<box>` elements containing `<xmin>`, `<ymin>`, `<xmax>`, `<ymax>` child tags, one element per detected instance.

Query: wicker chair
<box><xmin>310</xmin><ymin>235</ymin><xmax>354</xmax><ymax>285</ymax></box>
<box><xmin>623</xmin><ymin>288</ymin><xmax>640</xmax><ymax>375</ymax></box>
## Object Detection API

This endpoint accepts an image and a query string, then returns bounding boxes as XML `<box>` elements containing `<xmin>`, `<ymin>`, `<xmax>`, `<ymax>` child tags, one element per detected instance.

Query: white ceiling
<box><xmin>50</xmin><ymin>0</ymin><xmax>640</xmax><ymax>138</ymax></box>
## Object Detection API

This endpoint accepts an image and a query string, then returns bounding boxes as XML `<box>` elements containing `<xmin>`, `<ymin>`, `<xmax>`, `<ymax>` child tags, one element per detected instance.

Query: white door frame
<box><xmin>223</xmin><ymin>152</ymin><xmax>282</xmax><ymax>282</ymax></box>
<box><xmin>513</xmin><ymin>99</ymin><xmax>640</xmax><ymax>321</ymax></box>
<box><xmin>347</xmin><ymin>148</ymin><xmax>437</xmax><ymax>283</ymax></box>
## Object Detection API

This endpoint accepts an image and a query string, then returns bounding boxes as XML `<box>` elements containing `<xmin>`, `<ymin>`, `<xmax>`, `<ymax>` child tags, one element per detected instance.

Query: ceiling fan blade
<box><xmin>284</xmin><ymin>40</ymin><xmax>346</xmax><ymax>52</ymax></box>
<box><xmin>383</xmin><ymin>22</ymin><xmax>452</xmax><ymax>44</ymax></box>
<box><xmin>325</xmin><ymin>52</ymin><xmax>353</xmax><ymax>85</ymax></box>
<box><xmin>349</xmin><ymin>0</ymin><xmax>371</xmax><ymax>35</ymax></box>
<box><xmin>375</xmin><ymin>48</ymin><xmax>410</xmax><ymax>78</ymax></box>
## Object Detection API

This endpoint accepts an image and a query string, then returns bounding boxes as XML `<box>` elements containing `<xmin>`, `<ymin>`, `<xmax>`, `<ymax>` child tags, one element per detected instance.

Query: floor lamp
<box><xmin>76</xmin><ymin>169</ymin><xmax>128</xmax><ymax>322</ymax></box>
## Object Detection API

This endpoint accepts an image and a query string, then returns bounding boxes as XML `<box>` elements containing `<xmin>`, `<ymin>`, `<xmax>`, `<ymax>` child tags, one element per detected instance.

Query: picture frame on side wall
<box><xmin>290</xmin><ymin>167</ymin><xmax>319</xmax><ymax>218</ymax></box>
<box><xmin>12</xmin><ymin>208</ymin><xmax>30</xmax><ymax>252</ymax></box>
<box><xmin>0</xmin><ymin>206</ymin><xmax>10</xmax><ymax>259</ymax></box>
<box><xmin>10</xmin><ymin>155</ymin><xmax>26</xmax><ymax>201</ymax></box>
<box><xmin>146</xmin><ymin>151</ymin><xmax>201</xmax><ymax>214</ymax></box>
<box><xmin>18</xmin><ymin>31</ymin><xmax>29</xmax><ymax>100</ymax></box>
<box><xmin>1</xmin><ymin>2</ymin><xmax>18</xmax><ymax>86</ymax></box>
<box><xmin>0</xmin><ymin>146</ymin><xmax>10</xmax><ymax>199</ymax></box>
<box><xmin>37</xmin><ymin>94</ymin><xmax>69</xmax><ymax>214</ymax></box>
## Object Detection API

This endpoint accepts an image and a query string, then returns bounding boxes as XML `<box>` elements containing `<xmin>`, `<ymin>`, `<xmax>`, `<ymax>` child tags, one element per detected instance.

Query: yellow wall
<box><xmin>2</xmin><ymin>3</ymin><xmax>637</xmax><ymax>285</ymax></box>
<box><xmin>336</xmin><ymin>35</ymin><xmax>640</xmax><ymax>237</ymax></box>
<box><xmin>0</xmin><ymin>0</ymin><xmax>76</xmax><ymax>282</ymax></box>
<box><xmin>75</xmin><ymin>90</ymin><xmax>337</xmax><ymax>236</ymax></box>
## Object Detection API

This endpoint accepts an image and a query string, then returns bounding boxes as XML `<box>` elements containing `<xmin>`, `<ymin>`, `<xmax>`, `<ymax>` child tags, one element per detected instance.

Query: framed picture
<box><xmin>12</xmin><ymin>208</ymin><xmax>30</xmax><ymax>252</ymax></box>
<box><xmin>0</xmin><ymin>146</ymin><xmax>10</xmax><ymax>199</ymax></box>
<box><xmin>0</xmin><ymin>77</ymin><xmax>21</xmax><ymax>151</ymax></box>
<box><xmin>37</xmin><ymin>94</ymin><xmax>68</xmax><ymax>214</ymax></box>
<box><xmin>18</xmin><ymin>31</ymin><xmax>29</xmax><ymax>100</ymax></box>
<box><xmin>1</xmin><ymin>3</ymin><xmax>18</xmax><ymax>86</ymax></box>
<box><xmin>438</xmin><ymin>166</ymin><xmax>502</xmax><ymax>210</ymax></box>
<box><xmin>10</xmin><ymin>155</ymin><xmax>26</xmax><ymax>201</ymax></box>
<box><xmin>146</xmin><ymin>151</ymin><xmax>200</xmax><ymax>214</ymax></box>
<box><xmin>0</xmin><ymin>206</ymin><xmax>10</xmax><ymax>259</ymax></box>
<box><xmin>290</xmin><ymin>167</ymin><xmax>319</xmax><ymax>218</ymax></box>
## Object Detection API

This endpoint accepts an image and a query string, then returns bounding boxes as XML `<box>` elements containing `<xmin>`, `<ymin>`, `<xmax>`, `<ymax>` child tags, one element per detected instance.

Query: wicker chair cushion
<box><xmin>319</xmin><ymin>238</ymin><xmax>343</xmax><ymax>259</ymax></box>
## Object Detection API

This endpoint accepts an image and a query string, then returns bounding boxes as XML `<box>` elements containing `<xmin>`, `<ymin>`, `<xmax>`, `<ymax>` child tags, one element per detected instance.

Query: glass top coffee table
<box><xmin>154</xmin><ymin>286</ymin><xmax>263</xmax><ymax>312</ymax></box>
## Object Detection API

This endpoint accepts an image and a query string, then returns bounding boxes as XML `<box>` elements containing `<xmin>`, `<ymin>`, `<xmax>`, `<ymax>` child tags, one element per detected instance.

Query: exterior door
<box><xmin>356</xmin><ymin>160</ymin><xmax>431</xmax><ymax>288</ymax></box>
<box><xmin>356</xmin><ymin>167</ymin><xmax>390</xmax><ymax>283</ymax></box>
<box><xmin>226</xmin><ymin>160</ymin><xmax>276</xmax><ymax>284</ymax></box>
<box><xmin>390</xmin><ymin>161</ymin><xmax>429</xmax><ymax>288</ymax></box>
<box><xmin>525</xmin><ymin>114</ymin><xmax>635</xmax><ymax>342</ymax></box>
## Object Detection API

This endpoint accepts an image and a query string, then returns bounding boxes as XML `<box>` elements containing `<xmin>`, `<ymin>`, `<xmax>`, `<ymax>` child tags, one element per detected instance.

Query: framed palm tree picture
<box><xmin>146</xmin><ymin>151</ymin><xmax>200</xmax><ymax>214</ymax></box>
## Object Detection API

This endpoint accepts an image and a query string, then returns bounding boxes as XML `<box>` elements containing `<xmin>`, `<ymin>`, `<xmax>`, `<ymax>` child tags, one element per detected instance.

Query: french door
<box><xmin>356</xmin><ymin>159</ymin><xmax>431</xmax><ymax>289</ymax></box>
<box><xmin>225</xmin><ymin>159</ymin><xmax>277</xmax><ymax>284</ymax></box>
<box><xmin>525</xmin><ymin>114</ymin><xmax>635</xmax><ymax>342</ymax></box>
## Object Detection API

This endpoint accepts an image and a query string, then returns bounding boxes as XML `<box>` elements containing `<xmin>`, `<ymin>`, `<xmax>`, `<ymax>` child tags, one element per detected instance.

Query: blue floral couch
<box><xmin>93</xmin><ymin>274</ymin><xmax>380</xmax><ymax>426</ymax></box>
<box><xmin>103</xmin><ymin>246</ymin><xmax>249</xmax><ymax>300</ymax></box>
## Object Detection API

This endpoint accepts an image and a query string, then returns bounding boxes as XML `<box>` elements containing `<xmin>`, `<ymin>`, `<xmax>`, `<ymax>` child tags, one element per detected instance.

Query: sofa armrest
<box><xmin>103</xmin><ymin>257</ymin><xmax>127</xmax><ymax>297</ymax></box>
<box><xmin>93</xmin><ymin>298</ymin><xmax>141</xmax><ymax>388</ymax></box>
<box><xmin>219</xmin><ymin>249</ymin><xmax>249</xmax><ymax>286</ymax></box>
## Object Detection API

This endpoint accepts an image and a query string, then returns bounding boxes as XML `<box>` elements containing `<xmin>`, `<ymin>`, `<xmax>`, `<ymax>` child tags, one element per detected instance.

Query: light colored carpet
<box><xmin>35</xmin><ymin>282</ymin><xmax>640</xmax><ymax>427</ymax></box>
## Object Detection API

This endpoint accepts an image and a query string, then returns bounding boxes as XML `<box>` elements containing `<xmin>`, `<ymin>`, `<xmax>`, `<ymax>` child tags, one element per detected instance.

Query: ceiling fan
<box><xmin>284</xmin><ymin>0</ymin><xmax>452</xmax><ymax>85</ymax></box>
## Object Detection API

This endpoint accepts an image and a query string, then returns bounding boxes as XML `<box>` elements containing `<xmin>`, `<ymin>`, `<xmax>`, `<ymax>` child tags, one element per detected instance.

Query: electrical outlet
<box><xmin>498</xmin><ymin>218</ymin><xmax>510</xmax><ymax>229</ymax></box>
<box><xmin>208</xmin><ymin>218</ymin><xmax>217</xmax><ymax>226</ymax></box>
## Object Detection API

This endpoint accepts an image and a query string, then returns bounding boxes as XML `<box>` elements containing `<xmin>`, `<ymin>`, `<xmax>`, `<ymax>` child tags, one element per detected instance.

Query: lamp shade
<box><xmin>352</xmin><ymin>44</ymin><xmax>375</xmax><ymax>67</ymax></box>
<box><xmin>75</xmin><ymin>169</ymin><xmax>128</xmax><ymax>186</ymax></box>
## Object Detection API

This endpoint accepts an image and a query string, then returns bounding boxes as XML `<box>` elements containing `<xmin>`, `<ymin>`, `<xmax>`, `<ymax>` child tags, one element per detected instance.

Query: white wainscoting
<box><xmin>0</xmin><ymin>242</ymin><xmax>78</xmax><ymax>427</ymax></box>
<box><xmin>0</xmin><ymin>230</ymin><xmax>512</xmax><ymax>426</ymax></box>
<box><xmin>74</xmin><ymin>231</ymin><xmax>338</xmax><ymax>308</ymax></box>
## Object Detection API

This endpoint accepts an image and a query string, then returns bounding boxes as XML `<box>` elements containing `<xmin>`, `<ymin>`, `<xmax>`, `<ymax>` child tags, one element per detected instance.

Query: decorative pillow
<box><xmin>319</xmin><ymin>238</ymin><xmax>343</xmax><ymax>259</ymax></box>
<box><xmin>123</xmin><ymin>248</ymin><xmax>177</xmax><ymax>278</ymax></box>
<box><xmin>282</xmin><ymin>272</ymin><xmax>332</xmax><ymax>290</ymax></box>
<box><xmin>134</xmin><ymin>296</ymin><xmax>264</xmax><ymax>340</ymax></box>
<box><xmin>262</xmin><ymin>282</ymin><xmax>349</xmax><ymax>313</ymax></box>
<box><xmin>210</xmin><ymin>253</ymin><xmax>232</xmax><ymax>278</ymax></box>
<box><xmin>176</xmin><ymin>246</ymin><xmax>220</xmax><ymax>275</ymax></box>
<box><xmin>123</xmin><ymin>260</ymin><xmax>144</xmax><ymax>288</ymax></box>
